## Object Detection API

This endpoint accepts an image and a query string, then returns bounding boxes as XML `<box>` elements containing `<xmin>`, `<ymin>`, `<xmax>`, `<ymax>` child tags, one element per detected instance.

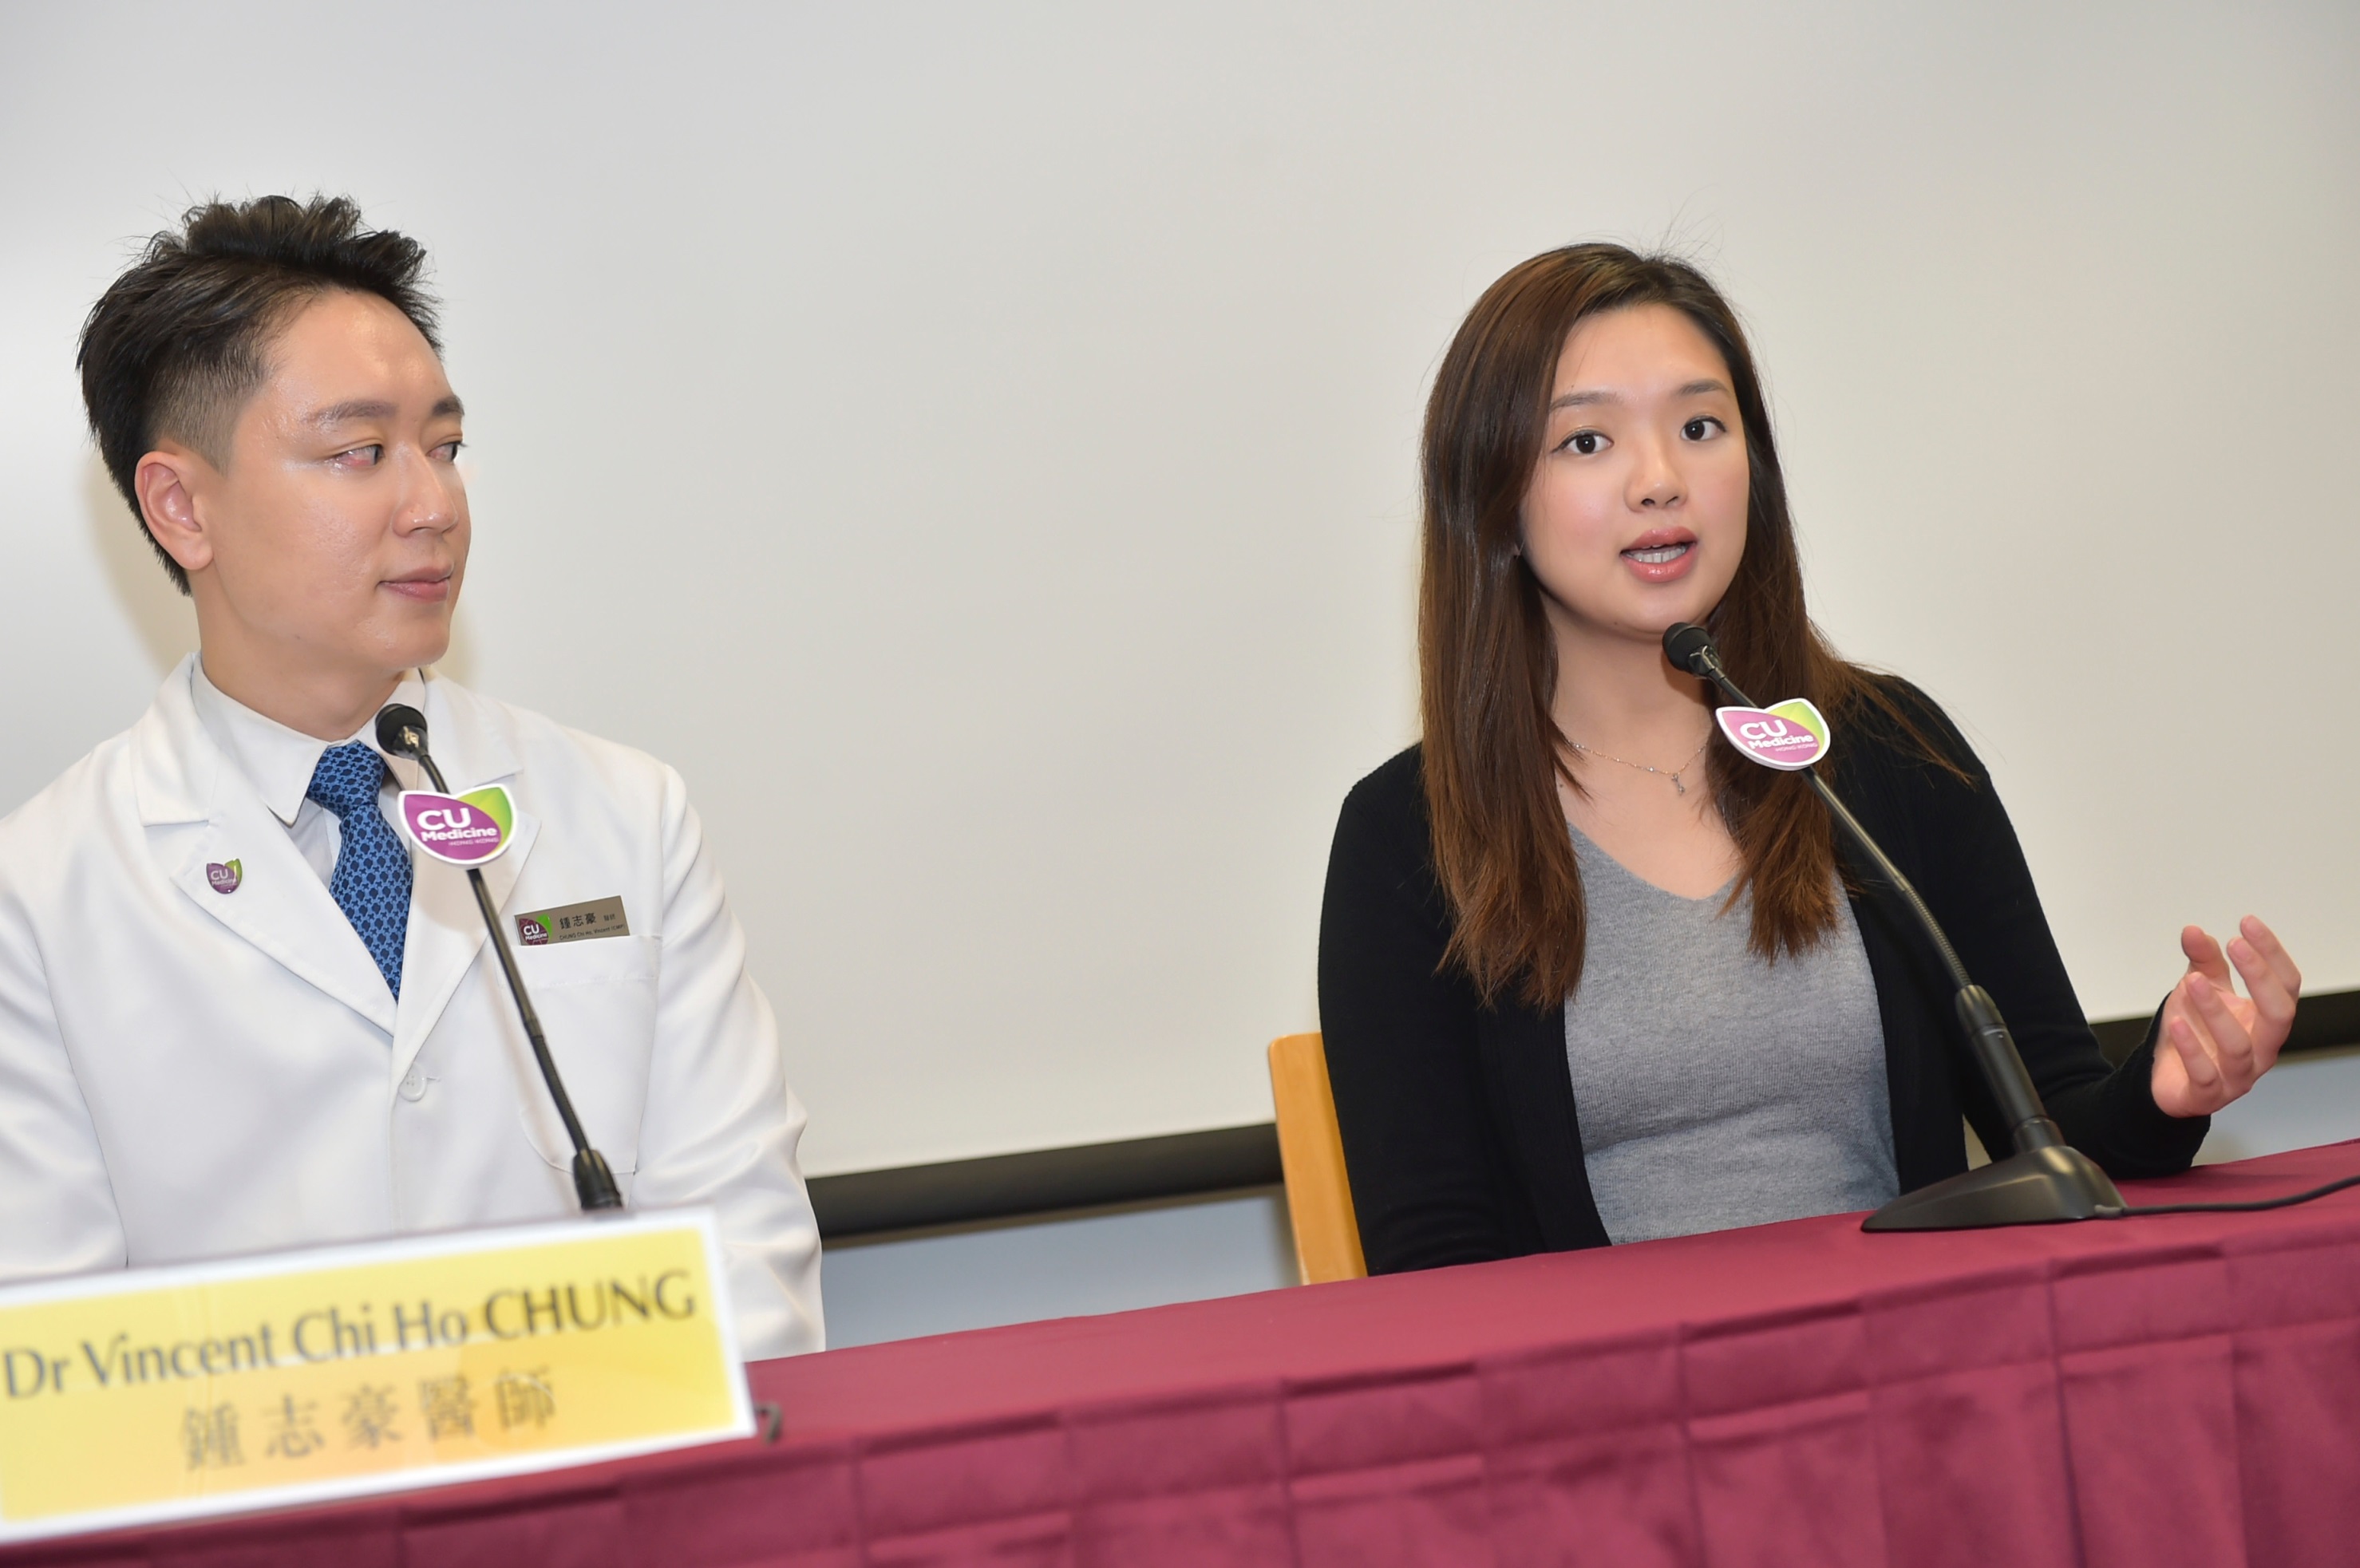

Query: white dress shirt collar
<box><xmin>189</xmin><ymin>661</ymin><xmax>427</xmax><ymax>827</ymax></box>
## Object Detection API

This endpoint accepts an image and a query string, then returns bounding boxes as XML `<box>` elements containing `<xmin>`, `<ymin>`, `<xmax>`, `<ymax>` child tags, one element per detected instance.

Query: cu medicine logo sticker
<box><xmin>397</xmin><ymin>785</ymin><xmax>516</xmax><ymax>866</ymax></box>
<box><xmin>1714</xmin><ymin>698</ymin><xmax>1829</xmax><ymax>772</ymax></box>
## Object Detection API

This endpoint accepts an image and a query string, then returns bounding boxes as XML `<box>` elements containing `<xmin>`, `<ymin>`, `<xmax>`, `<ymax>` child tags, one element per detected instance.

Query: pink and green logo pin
<box><xmin>1715</xmin><ymin>698</ymin><xmax>1829</xmax><ymax>771</ymax></box>
<box><xmin>396</xmin><ymin>785</ymin><xmax>516</xmax><ymax>866</ymax></box>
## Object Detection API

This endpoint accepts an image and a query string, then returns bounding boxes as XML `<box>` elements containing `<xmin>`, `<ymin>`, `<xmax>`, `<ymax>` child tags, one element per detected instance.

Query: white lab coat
<box><xmin>0</xmin><ymin>658</ymin><xmax>823</xmax><ymax>1359</ymax></box>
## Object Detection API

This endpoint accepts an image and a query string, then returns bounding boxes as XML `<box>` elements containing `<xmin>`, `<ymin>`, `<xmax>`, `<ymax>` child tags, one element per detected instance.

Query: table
<box><xmin>12</xmin><ymin>1142</ymin><xmax>2360</xmax><ymax>1566</ymax></box>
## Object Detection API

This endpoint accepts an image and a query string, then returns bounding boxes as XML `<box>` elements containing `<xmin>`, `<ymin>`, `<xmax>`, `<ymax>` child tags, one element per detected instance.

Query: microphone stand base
<box><xmin>1863</xmin><ymin>1145</ymin><xmax>2124</xmax><ymax>1231</ymax></box>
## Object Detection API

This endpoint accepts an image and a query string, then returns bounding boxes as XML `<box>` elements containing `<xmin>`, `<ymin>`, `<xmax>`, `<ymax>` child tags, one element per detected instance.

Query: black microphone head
<box><xmin>1662</xmin><ymin>622</ymin><xmax>1717</xmax><ymax>677</ymax></box>
<box><xmin>374</xmin><ymin>704</ymin><xmax>429</xmax><ymax>758</ymax></box>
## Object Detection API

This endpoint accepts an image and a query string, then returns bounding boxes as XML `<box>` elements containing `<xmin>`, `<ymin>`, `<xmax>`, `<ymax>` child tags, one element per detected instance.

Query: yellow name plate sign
<box><xmin>0</xmin><ymin>1210</ymin><xmax>752</xmax><ymax>1542</ymax></box>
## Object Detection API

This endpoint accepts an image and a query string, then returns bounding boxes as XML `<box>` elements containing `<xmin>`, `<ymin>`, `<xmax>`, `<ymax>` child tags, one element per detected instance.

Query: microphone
<box><xmin>1662</xmin><ymin>622</ymin><xmax>1719</xmax><ymax>685</ymax></box>
<box><xmin>1659</xmin><ymin>625</ymin><xmax>2125</xmax><ymax>1230</ymax></box>
<box><xmin>375</xmin><ymin>704</ymin><xmax>625</xmax><ymax>1214</ymax></box>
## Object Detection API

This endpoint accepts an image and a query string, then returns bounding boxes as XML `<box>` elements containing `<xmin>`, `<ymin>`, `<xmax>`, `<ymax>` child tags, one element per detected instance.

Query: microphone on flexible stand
<box><xmin>1661</xmin><ymin>623</ymin><xmax>2125</xmax><ymax>1230</ymax></box>
<box><xmin>375</xmin><ymin>703</ymin><xmax>625</xmax><ymax>1214</ymax></box>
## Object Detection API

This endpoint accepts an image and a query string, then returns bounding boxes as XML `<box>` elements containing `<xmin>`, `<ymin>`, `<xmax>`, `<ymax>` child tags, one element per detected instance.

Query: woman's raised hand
<box><xmin>2149</xmin><ymin>916</ymin><xmax>2300</xmax><ymax>1118</ymax></box>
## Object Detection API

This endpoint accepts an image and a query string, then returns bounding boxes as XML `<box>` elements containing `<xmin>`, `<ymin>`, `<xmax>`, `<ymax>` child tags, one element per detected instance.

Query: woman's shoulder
<box><xmin>1343</xmin><ymin>742</ymin><xmax>1425</xmax><ymax>816</ymax></box>
<box><xmin>1331</xmin><ymin>743</ymin><xmax>1434</xmax><ymax>871</ymax></box>
<box><xmin>1831</xmin><ymin>669</ymin><xmax>1988</xmax><ymax>785</ymax></box>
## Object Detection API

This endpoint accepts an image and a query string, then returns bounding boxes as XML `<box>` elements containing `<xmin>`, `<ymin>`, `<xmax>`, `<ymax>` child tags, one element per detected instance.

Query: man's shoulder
<box><xmin>0</xmin><ymin>719</ymin><xmax>147</xmax><ymax>851</ymax></box>
<box><xmin>433</xmin><ymin>680</ymin><xmax>686</xmax><ymax>812</ymax></box>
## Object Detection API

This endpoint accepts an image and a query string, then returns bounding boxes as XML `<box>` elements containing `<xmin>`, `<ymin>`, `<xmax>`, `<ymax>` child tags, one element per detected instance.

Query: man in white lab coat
<box><xmin>0</xmin><ymin>196</ymin><xmax>823</xmax><ymax>1359</ymax></box>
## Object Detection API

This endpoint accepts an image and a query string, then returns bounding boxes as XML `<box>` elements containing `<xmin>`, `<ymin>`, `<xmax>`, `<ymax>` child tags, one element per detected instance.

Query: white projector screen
<box><xmin>2</xmin><ymin>2</ymin><xmax>2354</xmax><ymax>1176</ymax></box>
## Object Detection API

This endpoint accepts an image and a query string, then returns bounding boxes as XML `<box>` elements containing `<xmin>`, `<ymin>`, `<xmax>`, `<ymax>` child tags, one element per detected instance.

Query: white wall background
<box><xmin>3</xmin><ymin>2</ymin><xmax>2355</xmax><ymax>1179</ymax></box>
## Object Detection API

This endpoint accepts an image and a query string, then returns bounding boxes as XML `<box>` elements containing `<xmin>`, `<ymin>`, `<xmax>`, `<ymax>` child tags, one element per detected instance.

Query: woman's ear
<box><xmin>133</xmin><ymin>445</ymin><xmax>216</xmax><ymax>579</ymax></box>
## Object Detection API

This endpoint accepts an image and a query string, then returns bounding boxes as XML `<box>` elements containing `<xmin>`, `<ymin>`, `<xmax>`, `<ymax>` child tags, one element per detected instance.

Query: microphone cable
<box><xmin>2113</xmin><ymin>1170</ymin><xmax>2360</xmax><ymax>1218</ymax></box>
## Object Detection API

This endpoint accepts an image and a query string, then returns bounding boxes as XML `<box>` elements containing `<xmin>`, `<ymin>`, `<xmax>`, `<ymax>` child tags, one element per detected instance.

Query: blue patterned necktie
<box><xmin>306</xmin><ymin>741</ymin><xmax>413</xmax><ymax>997</ymax></box>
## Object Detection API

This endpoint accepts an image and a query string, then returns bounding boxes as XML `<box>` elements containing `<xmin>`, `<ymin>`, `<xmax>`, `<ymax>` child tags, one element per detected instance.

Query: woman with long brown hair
<box><xmin>1318</xmin><ymin>243</ymin><xmax>2300</xmax><ymax>1271</ymax></box>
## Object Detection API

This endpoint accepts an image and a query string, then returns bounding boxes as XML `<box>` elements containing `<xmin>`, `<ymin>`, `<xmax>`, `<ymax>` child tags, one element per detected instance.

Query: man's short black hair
<box><xmin>77</xmin><ymin>195</ymin><xmax>441</xmax><ymax>594</ymax></box>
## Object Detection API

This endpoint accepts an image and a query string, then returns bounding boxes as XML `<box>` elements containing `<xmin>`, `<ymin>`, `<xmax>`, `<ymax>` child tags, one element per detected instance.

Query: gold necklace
<box><xmin>1565</xmin><ymin>733</ymin><xmax>1713</xmax><ymax>796</ymax></box>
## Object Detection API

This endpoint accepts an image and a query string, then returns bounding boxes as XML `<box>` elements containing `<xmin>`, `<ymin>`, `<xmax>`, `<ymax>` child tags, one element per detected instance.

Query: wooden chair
<box><xmin>1266</xmin><ymin>1032</ymin><xmax>1368</xmax><ymax>1283</ymax></box>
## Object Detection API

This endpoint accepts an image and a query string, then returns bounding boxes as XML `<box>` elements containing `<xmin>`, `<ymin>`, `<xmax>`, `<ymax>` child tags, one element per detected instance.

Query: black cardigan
<box><xmin>1316</xmin><ymin>681</ymin><xmax>2206</xmax><ymax>1274</ymax></box>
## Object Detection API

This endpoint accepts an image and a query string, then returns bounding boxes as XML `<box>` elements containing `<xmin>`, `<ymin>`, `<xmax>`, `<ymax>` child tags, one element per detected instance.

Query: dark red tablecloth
<box><xmin>14</xmin><ymin>1142</ymin><xmax>2360</xmax><ymax>1566</ymax></box>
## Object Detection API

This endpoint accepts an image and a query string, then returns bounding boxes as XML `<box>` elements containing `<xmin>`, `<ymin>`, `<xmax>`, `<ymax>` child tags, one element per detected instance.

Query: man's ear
<box><xmin>134</xmin><ymin>444</ymin><xmax>217</xmax><ymax>579</ymax></box>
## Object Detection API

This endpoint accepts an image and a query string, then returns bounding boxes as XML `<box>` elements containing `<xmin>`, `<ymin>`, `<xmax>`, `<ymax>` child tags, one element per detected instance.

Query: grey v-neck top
<box><xmin>1563</xmin><ymin>828</ymin><xmax>1899</xmax><ymax>1244</ymax></box>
